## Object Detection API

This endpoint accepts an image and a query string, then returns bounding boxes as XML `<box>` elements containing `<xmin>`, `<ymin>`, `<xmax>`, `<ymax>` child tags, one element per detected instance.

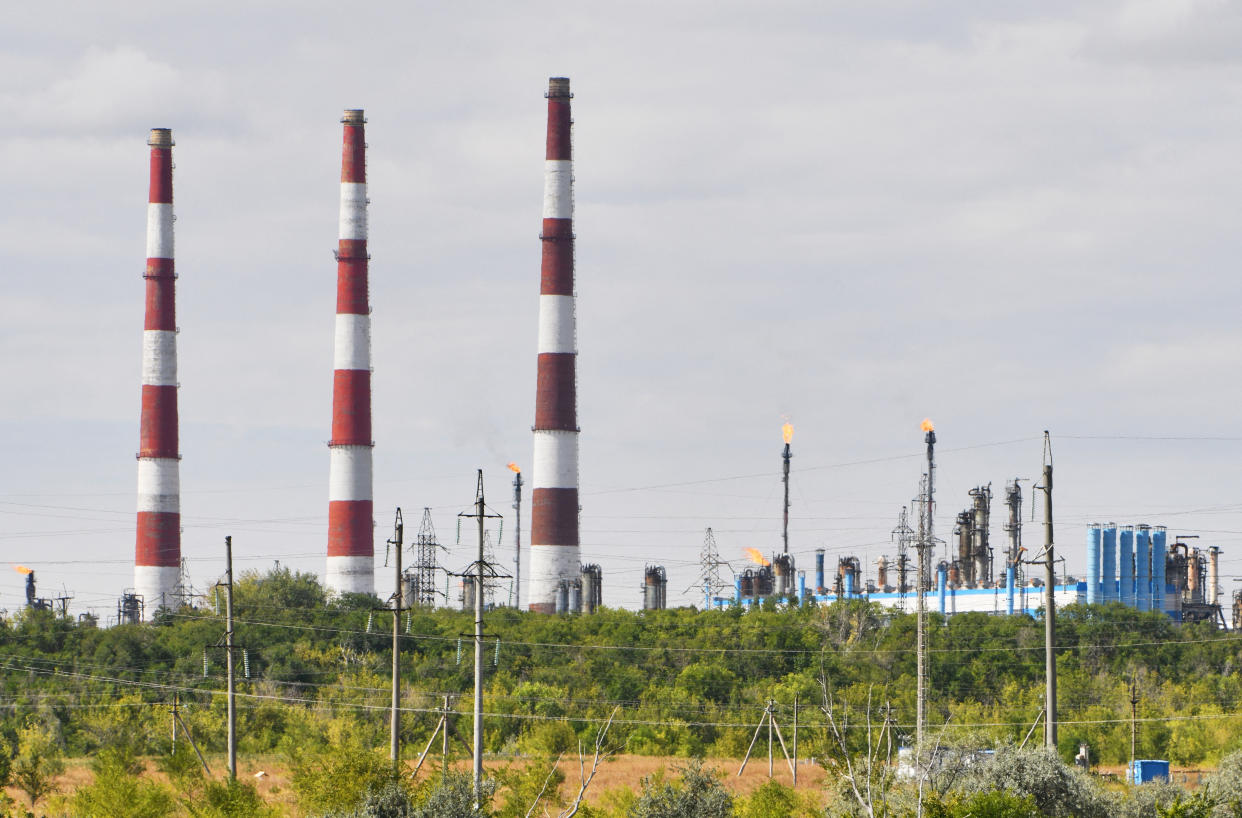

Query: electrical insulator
<box><xmin>202</xmin><ymin>648</ymin><xmax>209</xmax><ymax>678</ymax></box>
<box><xmin>404</xmin><ymin>612</ymin><xmax>411</xmax><ymax>634</ymax></box>
<box><xmin>493</xmin><ymin>640</ymin><xmax>500</xmax><ymax>667</ymax></box>
<box><xmin>243</xmin><ymin>649</ymin><xmax>250</xmax><ymax>679</ymax></box>
<box><xmin>366</xmin><ymin>611</ymin><xmax>373</xmax><ymax>633</ymax></box>
<box><xmin>456</xmin><ymin>638</ymin><xmax>462</xmax><ymax>665</ymax></box>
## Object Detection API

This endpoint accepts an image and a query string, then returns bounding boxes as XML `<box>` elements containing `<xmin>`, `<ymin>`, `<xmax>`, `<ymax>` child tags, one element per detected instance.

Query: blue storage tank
<box><xmin>1135</xmin><ymin>526</ymin><xmax>1151</xmax><ymax>612</ymax></box>
<box><xmin>1102</xmin><ymin>524</ymin><xmax>1118</xmax><ymax>603</ymax></box>
<box><xmin>1152</xmin><ymin>527</ymin><xmax>1168</xmax><ymax>613</ymax></box>
<box><xmin>1086</xmin><ymin>524</ymin><xmax>1102</xmax><ymax>604</ymax></box>
<box><xmin>1129</xmin><ymin>759</ymin><xmax>1170</xmax><ymax>784</ymax></box>
<box><xmin>1119</xmin><ymin>526</ymin><xmax>1135</xmax><ymax>608</ymax></box>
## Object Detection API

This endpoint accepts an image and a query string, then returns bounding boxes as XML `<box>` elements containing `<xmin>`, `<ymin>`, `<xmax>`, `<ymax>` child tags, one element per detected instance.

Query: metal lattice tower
<box><xmin>690</xmin><ymin>527</ymin><xmax>732</xmax><ymax>608</ymax></box>
<box><xmin>892</xmin><ymin>506</ymin><xmax>915</xmax><ymax>610</ymax></box>
<box><xmin>914</xmin><ymin>475</ymin><xmax>931</xmax><ymax>589</ymax></box>
<box><xmin>482</xmin><ymin>531</ymin><xmax>499</xmax><ymax>608</ymax></box>
<box><xmin>412</xmin><ymin>508</ymin><xmax>441</xmax><ymax>607</ymax></box>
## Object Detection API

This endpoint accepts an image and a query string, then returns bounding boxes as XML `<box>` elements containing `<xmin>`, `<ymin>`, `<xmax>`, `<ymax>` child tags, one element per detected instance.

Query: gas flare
<box><xmin>921</xmin><ymin>418</ymin><xmax>935</xmax><ymax>432</ymax></box>
<box><xmin>744</xmin><ymin>548</ymin><xmax>771</xmax><ymax>567</ymax></box>
<box><xmin>782</xmin><ymin>423</ymin><xmax>794</xmax><ymax>445</ymax></box>
<box><xmin>507</xmin><ymin>462</ymin><xmax>521</xmax><ymax>474</ymax></box>
<box><xmin>12</xmin><ymin>566</ymin><xmax>32</xmax><ymax>575</ymax></box>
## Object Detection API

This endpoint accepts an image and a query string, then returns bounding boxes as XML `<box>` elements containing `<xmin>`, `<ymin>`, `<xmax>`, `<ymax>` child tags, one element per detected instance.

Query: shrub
<box><xmin>630</xmin><ymin>760</ymin><xmax>732</xmax><ymax>818</ymax></box>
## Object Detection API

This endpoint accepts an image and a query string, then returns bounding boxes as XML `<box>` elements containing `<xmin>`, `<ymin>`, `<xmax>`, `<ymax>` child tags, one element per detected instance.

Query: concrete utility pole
<box><xmin>456</xmin><ymin>470</ymin><xmax>501</xmax><ymax>808</ymax></box>
<box><xmin>1039</xmin><ymin>432</ymin><xmax>1057</xmax><ymax>749</ymax></box>
<box><xmin>473</xmin><ymin>474</ymin><xmax>486</xmax><ymax>805</ymax></box>
<box><xmin>389</xmin><ymin>509</ymin><xmax>404</xmax><ymax>769</ymax></box>
<box><xmin>224</xmin><ymin>536</ymin><xmax>236</xmax><ymax>780</ymax></box>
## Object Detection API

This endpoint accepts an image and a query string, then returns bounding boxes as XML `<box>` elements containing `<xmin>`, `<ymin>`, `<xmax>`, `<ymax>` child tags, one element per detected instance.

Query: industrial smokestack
<box><xmin>135</xmin><ymin>128</ymin><xmax>181</xmax><ymax>618</ymax></box>
<box><xmin>529</xmin><ymin>77</ymin><xmax>580</xmax><ymax>612</ymax></box>
<box><xmin>326</xmin><ymin>109</ymin><xmax>375</xmax><ymax>595</ymax></box>
<box><xmin>781</xmin><ymin>423</ymin><xmax>793</xmax><ymax>554</ymax></box>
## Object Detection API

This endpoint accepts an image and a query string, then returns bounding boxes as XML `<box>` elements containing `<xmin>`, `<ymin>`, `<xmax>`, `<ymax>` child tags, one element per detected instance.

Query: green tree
<box><xmin>12</xmin><ymin>717</ymin><xmax>64</xmax><ymax>807</ymax></box>
<box><xmin>66</xmin><ymin>748</ymin><xmax>175</xmax><ymax>818</ymax></box>
<box><xmin>289</xmin><ymin>726</ymin><xmax>399</xmax><ymax>815</ymax></box>
<box><xmin>493</xmin><ymin>759</ymin><xmax>565</xmax><ymax>818</ymax></box>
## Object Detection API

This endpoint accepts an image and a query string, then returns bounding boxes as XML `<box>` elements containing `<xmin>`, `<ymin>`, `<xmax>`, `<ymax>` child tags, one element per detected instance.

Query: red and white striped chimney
<box><xmin>529</xmin><ymin>78</ymin><xmax>580</xmax><ymax>612</ymax></box>
<box><xmin>326</xmin><ymin>109</ymin><xmax>374</xmax><ymax>596</ymax></box>
<box><xmin>135</xmin><ymin>127</ymin><xmax>180</xmax><ymax>616</ymax></box>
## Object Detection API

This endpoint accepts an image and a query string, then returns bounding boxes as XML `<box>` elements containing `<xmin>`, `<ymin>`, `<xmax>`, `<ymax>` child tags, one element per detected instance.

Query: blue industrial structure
<box><xmin>1135</xmin><ymin>526</ymin><xmax>1151</xmax><ymax>612</ymax></box>
<box><xmin>1119</xmin><ymin>526</ymin><xmax>1135</xmax><ymax>607</ymax></box>
<box><xmin>1086</xmin><ymin>525</ymin><xmax>1101</xmax><ymax>605</ymax></box>
<box><xmin>1102</xmin><ymin>524</ymin><xmax>1118</xmax><ymax>604</ymax></box>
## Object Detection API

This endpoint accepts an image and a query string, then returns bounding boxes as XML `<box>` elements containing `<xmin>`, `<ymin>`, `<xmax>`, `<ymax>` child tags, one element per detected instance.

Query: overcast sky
<box><xmin>3</xmin><ymin>0</ymin><xmax>1242</xmax><ymax>616</ymax></box>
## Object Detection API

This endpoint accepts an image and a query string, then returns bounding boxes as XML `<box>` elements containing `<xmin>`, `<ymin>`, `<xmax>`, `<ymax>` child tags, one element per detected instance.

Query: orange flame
<box><xmin>744</xmin><ymin>548</ymin><xmax>771</xmax><ymax>567</ymax></box>
<box><xmin>782</xmin><ymin>423</ymin><xmax>794</xmax><ymax>445</ymax></box>
<box><xmin>507</xmin><ymin>462</ymin><xmax>521</xmax><ymax>474</ymax></box>
<box><xmin>12</xmin><ymin>565</ymin><xmax>32</xmax><ymax>575</ymax></box>
<box><xmin>921</xmin><ymin>418</ymin><xmax>935</xmax><ymax>432</ymax></box>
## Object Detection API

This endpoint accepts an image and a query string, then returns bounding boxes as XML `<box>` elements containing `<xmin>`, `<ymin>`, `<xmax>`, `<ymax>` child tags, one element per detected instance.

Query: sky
<box><xmin>2</xmin><ymin>0</ymin><xmax>1242</xmax><ymax>616</ymax></box>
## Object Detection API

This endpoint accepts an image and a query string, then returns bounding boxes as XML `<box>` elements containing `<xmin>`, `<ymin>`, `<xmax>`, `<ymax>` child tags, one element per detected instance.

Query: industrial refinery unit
<box><xmin>721</xmin><ymin>423</ymin><xmax>1230</xmax><ymax>626</ymax></box>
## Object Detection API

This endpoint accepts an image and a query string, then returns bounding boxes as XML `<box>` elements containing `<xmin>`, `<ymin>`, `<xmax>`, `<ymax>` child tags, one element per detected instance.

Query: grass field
<box><xmin>8</xmin><ymin>752</ymin><xmax>831</xmax><ymax>814</ymax></box>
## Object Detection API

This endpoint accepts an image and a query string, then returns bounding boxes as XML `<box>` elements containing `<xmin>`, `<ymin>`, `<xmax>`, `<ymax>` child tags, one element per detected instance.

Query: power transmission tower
<box><xmin>688</xmin><ymin>528</ymin><xmax>731</xmax><ymax>609</ymax></box>
<box><xmin>411</xmin><ymin>508</ymin><xmax>442</xmax><ymax>607</ymax></box>
<box><xmin>891</xmin><ymin>507</ymin><xmax>914</xmax><ymax>612</ymax></box>
<box><xmin>456</xmin><ymin>470</ymin><xmax>506</xmax><ymax>809</ymax></box>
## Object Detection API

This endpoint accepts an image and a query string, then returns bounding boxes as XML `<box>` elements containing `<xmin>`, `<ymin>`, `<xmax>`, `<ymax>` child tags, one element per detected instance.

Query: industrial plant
<box><xmin>6</xmin><ymin>76</ymin><xmax>1229</xmax><ymax>632</ymax></box>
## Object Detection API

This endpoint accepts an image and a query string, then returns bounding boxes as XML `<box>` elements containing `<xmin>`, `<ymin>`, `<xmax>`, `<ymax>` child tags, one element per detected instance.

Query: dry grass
<box><xmin>17</xmin><ymin>752</ymin><xmax>828</xmax><ymax>813</ymax></box>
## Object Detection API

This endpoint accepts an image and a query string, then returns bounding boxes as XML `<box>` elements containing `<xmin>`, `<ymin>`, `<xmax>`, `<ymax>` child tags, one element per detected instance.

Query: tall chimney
<box><xmin>135</xmin><ymin>128</ymin><xmax>181</xmax><ymax>618</ymax></box>
<box><xmin>326</xmin><ymin>109</ymin><xmax>374</xmax><ymax>596</ymax></box>
<box><xmin>529</xmin><ymin>77</ymin><xmax>580</xmax><ymax>612</ymax></box>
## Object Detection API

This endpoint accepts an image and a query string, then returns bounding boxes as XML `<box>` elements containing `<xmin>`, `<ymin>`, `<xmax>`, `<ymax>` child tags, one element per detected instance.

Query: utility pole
<box><xmin>738</xmin><ymin>698</ymin><xmax>795</xmax><ymax>779</ymax></box>
<box><xmin>457</xmin><ymin>470</ymin><xmax>502</xmax><ymax>809</ymax></box>
<box><xmin>1038</xmin><ymin>431</ymin><xmax>1057</xmax><ymax>749</ymax></box>
<box><xmin>792</xmin><ymin>695</ymin><xmax>798</xmax><ymax>786</ymax></box>
<box><xmin>389</xmin><ymin>509</ymin><xmax>404</xmax><ymax>770</ymax></box>
<box><xmin>224</xmin><ymin>536</ymin><xmax>236</xmax><ymax>780</ymax></box>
